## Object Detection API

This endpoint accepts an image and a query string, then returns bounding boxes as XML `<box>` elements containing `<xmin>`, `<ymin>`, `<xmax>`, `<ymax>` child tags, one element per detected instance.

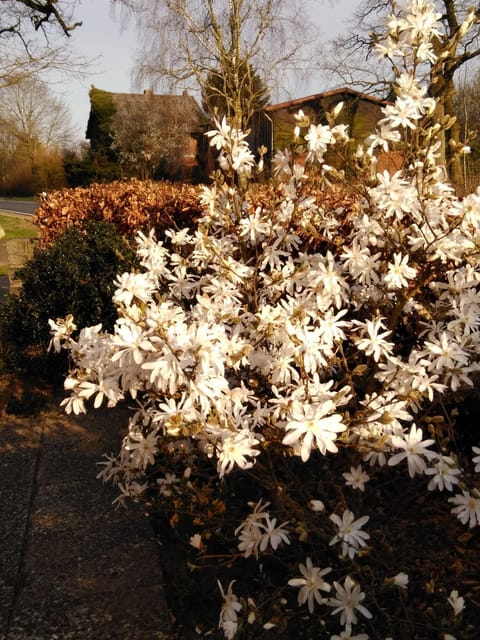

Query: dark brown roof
<box><xmin>110</xmin><ymin>90</ymin><xmax>206</xmax><ymax>132</ymax></box>
<box><xmin>265</xmin><ymin>87</ymin><xmax>390</xmax><ymax>113</ymax></box>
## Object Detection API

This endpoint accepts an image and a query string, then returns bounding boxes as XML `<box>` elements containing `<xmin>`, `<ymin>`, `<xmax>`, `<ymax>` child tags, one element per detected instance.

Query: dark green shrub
<box><xmin>0</xmin><ymin>220</ymin><xmax>138</xmax><ymax>380</ymax></box>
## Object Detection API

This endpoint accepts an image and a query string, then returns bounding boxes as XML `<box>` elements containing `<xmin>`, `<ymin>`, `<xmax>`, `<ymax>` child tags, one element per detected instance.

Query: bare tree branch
<box><xmin>0</xmin><ymin>0</ymin><xmax>84</xmax><ymax>88</ymax></box>
<box><xmin>318</xmin><ymin>0</ymin><xmax>480</xmax><ymax>184</ymax></box>
<box><xmin>0</xmin><ymin>0</ymin><xmax>82</xmax><ymax>38</ymax></box>
<box><xmin>112</xmin><ymin>0</ymin><xmax>315</xmax><ymax>129</ymax></box>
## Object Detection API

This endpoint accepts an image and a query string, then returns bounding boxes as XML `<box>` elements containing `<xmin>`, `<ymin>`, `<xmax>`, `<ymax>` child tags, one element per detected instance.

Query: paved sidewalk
<box><xmin>0</xmin><ymin>401</ymin><xmax>172</xmax><ymax>640</ymax></box>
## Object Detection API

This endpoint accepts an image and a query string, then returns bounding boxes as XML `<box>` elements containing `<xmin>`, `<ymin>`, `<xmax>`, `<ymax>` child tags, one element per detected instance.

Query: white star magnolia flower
<box><xmin>112</xmin><ymin>271</ymin><xmax>157</xmax><ymax>307</ymax></box>
<box><xmin>449</xmin><ymin>491</ymin><xmax>480</xmax><ymax>528</ymax></box>
<box><xmin>361</xmin><ymin>391</ymin><xmax>413</xmax><ymax>435</ymax></box>
<box><xmin>318</xmin><ymin>309</ymin><xmax>351</xmax><ymax>343</ymax></box>
<box><xmin>385</xmin><ymin>572</ymin><xmax>409</xmax><ymax>589</ymax></box>
<box><xmin>111</xmin><ymin>320</ymin><xmax>156</xmax><ymax>366</ymax></box>
<box><xmin>448</xmin><ymin>590</ymin><xmax>465</xmax><ymax>617</ymax></box>
<box><xmin>206</xmin><ymin>116</ymin><xmax>255</xmax><ymax>177</ymax></box>
<box><xmin>238</xmin><ymin>208</ymin><xmax>271</xmax><ymax>244</ymax></box>
<box><xmin>288</xmin><ymin>557</ymin><xmax>332</xmax><ymax>613</ymax></box>
<box><xmin>381</xmin><ymin>96</ymin><xmax>422</xmax><ymax>130</ymax></box>
<box><xmin>218</xmin><ymin>580</ymin><xmax>242</xmax><ymax>640</ymax></box>
<box><xmin>341</xmin><ymin>240</ymin><xmax>381</xmax><ymax>286</ymax></box>
<box><xmin>112</xmin><ymin>480</ymin><xmax>147</xmax><ymax>508</ymax></box>
<box><xmin>328</xmin><ymin>575</ymin><xmax>372</xmax><ymax>627</ymax></box>
<box><xmin>396</xmin><ymin>73</ymin><xmax>428</xmax><ymax>102</ymax></box>
<box><xmin>236</xmin><ymin>520</ymin><xmax>263</xmax><ymax>559</ymax></box>
<box><xmin>156</xmin><ymin>473</ymin><xmax>180</xmax><ymax>497</ymax></box>
<box><xmin>355</xmin><ymin>317</ymin><xmax>393</xmax><ymax>362</ymax></box>
<box><xmin>421</xmin><ymin>331</ymin><xmax>469</xmax><ymax>372</ymax></box>
<box><xmin>217</xmin><ymin>429</ymin><xmax>261</xmax><ymax>477</ymax></box>
<box><xmin>235</xmin><ymin>500</ymin><xmax>290</xmax><ymax>558</ymax></box>
<box><xmin>329</xmin><ymin>509</ymin><xmax>370</xmax><ymax>559</ymax></box>
<box><xmin>231</xmin><ymin>144</ymin><xmax>255</xmax><ymax>175</ymax></box>
<box><xmin>272</xmin><ymin>148</ymin><xmax>292</xmax><ymax>179</ymax></box>
<box><xmin>424</xmin><ymin>455</ymin><xmax>461</xmax><ymax>491</ymax></box>
<box><xmin>206</xmin><ymin>116</ymin><xmax>232</xmax><ymax>149</ymax></box>
<box><xmin>342</xmin><ymin>464</ymin><xmax>370</xmax><ymax>491</ymax></box>
<box><xmin>283</xmin><ymin>400</ymin><xmax>347</xmax><ymax>462</ymax></box>
<box><xmin>287</xmin><ymin>323</ymin><xmax>329</xmax><ymax>374</ymax></box>
<box><xmin>472</xmin><ymin>447</ymin><xmax>480</xmax><ymax>473</ymax></box>
<box><xmin>388</xmin><ymin>424</ymin><xmax>436</xmax><ymax>478</ymax></box>
<box><xmin>402</xmin><ymin>0</ymin><xmax>442</xmax><ymax>41</ymax></box>
<box><xmin>60</xmin><ymin>378</ymin><xmax>88</xmax><ymax>415</ymax></box>
<box><xmin>384</xmin><ymin>252</ymin><xmax>417</xmax><ymax>289</ymax></box>
<box><xmin>373</xmin><ymin>170</ymin><xmax>416</xmax><ymax>220</ymax></box>
<box><xmin>305</xmin><ymin>122</ymin><xmax>336</xmax><ymax>163</ymax></box>
<box><xmin>189</xmin><ymin>533</ymin><xmax>203</xmax><ymax>549</ymax></box>
<box><xmin>48</xmin><ymin>314</ymin><xmax>77</xmax><ymax>353</ymax></box>
<box><xmin>258</xmin><ymin>516</ymin><xmax>291</xmax><ymax>552</ymax></box>
<box><xmin>124</xmin><ymin>429</ymin><xmax>159</xmax><ymax>470</ymax></box>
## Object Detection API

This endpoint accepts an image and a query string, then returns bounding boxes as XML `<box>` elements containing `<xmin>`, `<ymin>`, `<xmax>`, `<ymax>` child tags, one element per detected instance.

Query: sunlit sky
<box><xmin>51</xmin><ymin>0</ymin><xmax>357</xmax><ymax>142</ymax></box>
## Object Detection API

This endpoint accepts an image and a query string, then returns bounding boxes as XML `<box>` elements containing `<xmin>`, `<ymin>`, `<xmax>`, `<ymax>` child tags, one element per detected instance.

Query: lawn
<box><xmin>0</xmin><ymin>212</ymin><xmax>38</xmax><ymax>275</ymax></box>
<box><xmin>0</xmin><ymin>212</ymin><xmax>38</xmax><ymax>241</ymax></box>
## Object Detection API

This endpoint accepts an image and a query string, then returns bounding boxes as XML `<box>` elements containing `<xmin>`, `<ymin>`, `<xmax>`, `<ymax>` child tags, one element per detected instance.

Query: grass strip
<box><xmin>0</xmin><ymin>212</ymin><xmax>38</xmax><ymax>241</ymax></box>
<box><xmin>0</xmin><ymin>212</ymin><xmax>39</xmax><ymax>275</ymax></box>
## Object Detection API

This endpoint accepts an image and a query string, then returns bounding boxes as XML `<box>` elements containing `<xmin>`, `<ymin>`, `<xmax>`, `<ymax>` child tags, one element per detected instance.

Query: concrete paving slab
<box><xmin>0</xmin><ymin>449</ymin><xmax>38</xmax><ymax>491</ymax></box>
<box><xmin>0</xmin><ymin>491</ymin><xmax>30</xmax><ymax>582</ymax></box>
<box><xmin>0</xmin><ymin>583</ymin><xmax>15</xmax><ymax>640</ymax></box>
<box><xmin>29</xmin><ymin>480</ymin><xmax>128</xmax><ymax>533</ymax></box>
<box><xmin>20</xmin><ymin>514</ymin><xmax>164</xmax><ymax>597</ymax></box>
<box><xmin>0</xmin><ymin>417</ymin><xmax>42</xmax><ymax>455</ymax></box>
<box><xmin>0</xmin><ymin>403</ymin><xmax>172</xmax><ymax>640</ymax></box>
<box><xmin>7</xmin><ymin>584</ymin><xmax>170</xmax><ymax>640</ymax></box>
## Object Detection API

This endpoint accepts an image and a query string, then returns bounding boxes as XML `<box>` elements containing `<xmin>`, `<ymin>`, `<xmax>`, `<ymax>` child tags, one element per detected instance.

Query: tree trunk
<box><xmin>444</xmin><ymin>87</ymin><xmax>463</xmax><ymax>189</ymax></box>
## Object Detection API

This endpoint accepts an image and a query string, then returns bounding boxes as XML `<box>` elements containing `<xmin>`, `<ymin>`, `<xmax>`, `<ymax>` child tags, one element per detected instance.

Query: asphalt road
<box><xmin>0</xmin><ymin>199</ymin><xmax>38</xmax><ymax>216</ymax></box>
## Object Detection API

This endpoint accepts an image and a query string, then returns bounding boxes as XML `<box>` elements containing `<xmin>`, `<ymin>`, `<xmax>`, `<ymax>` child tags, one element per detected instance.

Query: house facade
<box><xmin>84</xmin><ymin>86</ymin><xmax>397</xmax><ymax>182</ymax></box>
<box><xmin>86</xmin><ymin>87</ymin><xmax>206</xmax><ymax>181</ymax></box>
<box><xmin>248</xmin><ymin>87</ymin><xmax>398</xmax><ymax>173</ymax></box>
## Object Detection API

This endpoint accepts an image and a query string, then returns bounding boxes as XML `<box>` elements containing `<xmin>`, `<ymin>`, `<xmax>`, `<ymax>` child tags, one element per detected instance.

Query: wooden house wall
<box><xmin>248</xmin><ymin>92</ymin><xmax>393</xmax><ymax>175</ymax></box>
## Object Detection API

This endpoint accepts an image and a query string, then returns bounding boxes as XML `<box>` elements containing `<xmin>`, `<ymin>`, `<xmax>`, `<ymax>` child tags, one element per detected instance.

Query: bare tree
<box><xmin>0</xmin><ymin>126</ymin><xmax>17</xmax><ymax>191</ymax></box>
<box><xmin>112</xmin><ymin>0</ymin><xmax>314</xmax><ymax>129</ymax></box>
<box><xmin>0</xmin><ymin>77</ymin><xmax>74</xmax><ymax>192</ymax></box>
<box><xmin>320</xmin><ymin>1</ymin><xmax>480</xmax><ymax>184</ymax></box>
<box><xmin>111</xmin><ymin>92</ymin><xmax>202</xmax><ymax>179</ymax></box>
<box><xmin>0</xmin><ymin>0</ymin><xmax>84</xmax><ymax>88</ymax></box>
<box><xmin>318</xmin><ymin>1</ymin><xmax>393</xmax><ymax>97</ymax></box>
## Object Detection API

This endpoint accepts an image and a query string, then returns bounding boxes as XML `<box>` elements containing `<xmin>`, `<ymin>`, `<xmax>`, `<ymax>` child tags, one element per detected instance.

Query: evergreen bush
<box><xmin>0</xmin><ymin>220</ymin><xmax>137</xmax><ymax>379</ymax></box>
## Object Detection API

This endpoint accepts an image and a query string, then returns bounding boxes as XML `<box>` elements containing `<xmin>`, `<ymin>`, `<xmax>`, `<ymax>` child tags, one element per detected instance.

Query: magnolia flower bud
<box><xmin>332</xmin><ymin>101</ymin><xmax>344</xmax><ymax>118</ymax></box>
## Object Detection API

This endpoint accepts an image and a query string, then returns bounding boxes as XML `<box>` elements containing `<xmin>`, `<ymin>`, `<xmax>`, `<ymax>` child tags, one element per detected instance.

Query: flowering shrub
<box><xmin>51</xmin><ymin>2</ymin><xmax>480</xmax><ymax>638</ymax></box>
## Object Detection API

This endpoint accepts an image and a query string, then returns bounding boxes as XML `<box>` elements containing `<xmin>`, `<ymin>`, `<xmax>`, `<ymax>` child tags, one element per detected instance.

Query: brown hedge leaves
<box><xmin>34</xmin><ymin>179</ymin><xmax>204</xmax><ymax>245</ymax></box>
<box><xmin>34</xmin><ymin>178</ymin><xmax>359</xmax><ymax>248</ymax></box>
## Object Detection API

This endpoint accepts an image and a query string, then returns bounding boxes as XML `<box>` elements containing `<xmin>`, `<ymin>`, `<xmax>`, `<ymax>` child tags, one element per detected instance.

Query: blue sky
<box><xmin>52</xmin><ymin>0</ymin><xmax>355</xmax><ymax>142</ymax></box>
